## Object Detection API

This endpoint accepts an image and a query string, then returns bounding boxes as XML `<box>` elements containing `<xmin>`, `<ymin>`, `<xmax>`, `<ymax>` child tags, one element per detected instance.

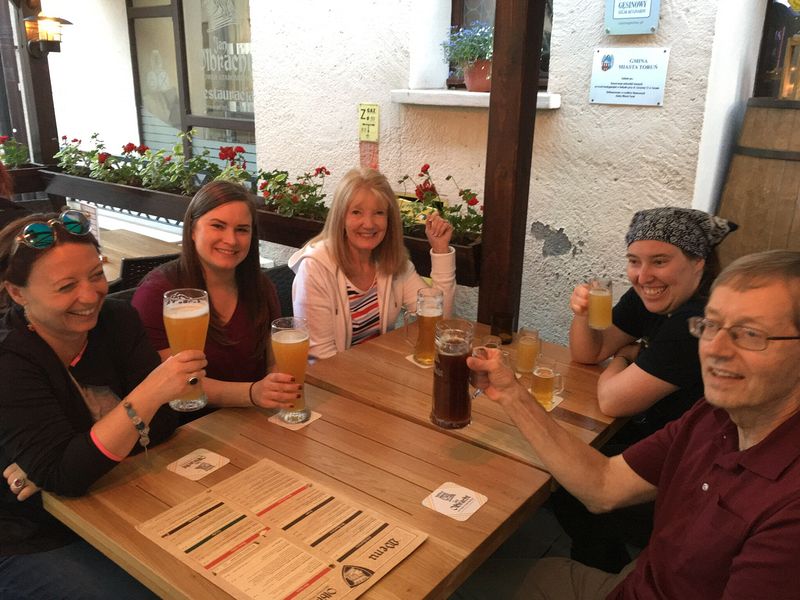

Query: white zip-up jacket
<box><xmin>288</xmin><ymin>240</ymin><xmax>456</xmax><ymax>360</ymax></box>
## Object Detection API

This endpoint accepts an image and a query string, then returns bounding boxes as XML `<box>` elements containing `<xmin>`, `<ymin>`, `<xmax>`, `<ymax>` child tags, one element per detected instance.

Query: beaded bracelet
<box><xmin>248</xmin><ymin>382</ymin><xmax>258</xmax><ymax>406</ymax></box>
<box><xmin>123</xmin><ymin>400</ymin><xmax>150</xmax><ymax>451</ymax></box>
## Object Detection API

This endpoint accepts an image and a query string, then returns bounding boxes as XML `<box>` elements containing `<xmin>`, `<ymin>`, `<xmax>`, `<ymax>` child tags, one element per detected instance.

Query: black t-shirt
<box><xmin>611</xmin><ymin>288</ymin><xmax>705</xmax><ymax>441</ymax></box>
<box><xmin>0</xmin><ymin>300</ymin><xmax>177</xmax><ymax>555</ymax></box>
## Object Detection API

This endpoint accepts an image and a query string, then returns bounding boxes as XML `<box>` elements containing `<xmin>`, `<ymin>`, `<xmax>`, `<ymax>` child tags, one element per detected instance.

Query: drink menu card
<box><xmin>137</xmin><ymin>458</ymin><xmax>427</xmax><ymax>600</ymax></box>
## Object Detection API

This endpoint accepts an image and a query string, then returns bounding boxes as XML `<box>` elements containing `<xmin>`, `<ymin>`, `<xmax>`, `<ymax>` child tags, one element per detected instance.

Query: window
<box><xmin>754</xmin><ymin>1</ymin><xmax>800</xmax><ymax>98</ymax></box>
<box><xmin>449</xmin><ymin>0</ymin><xmax>553</xmax><ymax>89</ymax></box>
<box><xmin>126</xmin><ymin>0</ymin><xmax>255</xmax><ymax>169</ymax></box>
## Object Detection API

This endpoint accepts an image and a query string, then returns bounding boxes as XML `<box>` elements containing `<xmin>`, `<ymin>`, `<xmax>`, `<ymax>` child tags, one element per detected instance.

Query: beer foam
<box><xmin>164</xmin><ymin>303</ymin><xmax>209</xmax><ymax>319</ymax></box>
<box><xmin>273</xmin><ymin>329</ymin><xmax>309</xmax><ymax>343</ymax></box>
<box><xmin>589</xmin><ymin>288</ymin><xmax>611</xmax><ymax>296</ymax></box>
<box><xmin>418</xmin><ymin>307</ymin><xmax>442</xmax><ymax>318</ymax></box>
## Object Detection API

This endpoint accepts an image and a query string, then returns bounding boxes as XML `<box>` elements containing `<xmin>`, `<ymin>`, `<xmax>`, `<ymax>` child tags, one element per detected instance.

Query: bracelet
<box><xmin>248</xmin><ymin>382</ymin><xmax>258</xmax><ymax>406</ymax></box>
<box><xmin>123</xmin><ymin>400</ymin><xmax>150</xmax><ymax>450</ymax></box>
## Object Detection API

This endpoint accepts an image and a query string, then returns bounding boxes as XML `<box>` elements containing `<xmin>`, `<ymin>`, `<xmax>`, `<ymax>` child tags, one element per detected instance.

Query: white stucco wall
<box><xmin>42</xmin><ymin>0</ymin><xmax>138</xmax><ymax>149</ymax></box>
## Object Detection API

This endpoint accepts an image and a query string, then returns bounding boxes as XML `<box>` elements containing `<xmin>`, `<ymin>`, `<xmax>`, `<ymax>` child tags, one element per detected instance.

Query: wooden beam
<box><xmin>477</xmin><ymin>0</ymin><xmax>545</xmax><ymax>327</ymax></box>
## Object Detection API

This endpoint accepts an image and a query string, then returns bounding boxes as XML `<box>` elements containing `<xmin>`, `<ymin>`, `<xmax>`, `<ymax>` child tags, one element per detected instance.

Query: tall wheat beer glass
<box><xmin>163</xmin><ymin>289</ymin><xmax>210</xmax><ymax>411</ymax></box>
<box><xmin>271</xmin><ymin>317</ymin><xmax>310</xmax><ymax>423</ymax></box>
<box><xmin>404</xmin><ymin>287</ymin><xmax>444</xmax><ymax>365</ymax></box>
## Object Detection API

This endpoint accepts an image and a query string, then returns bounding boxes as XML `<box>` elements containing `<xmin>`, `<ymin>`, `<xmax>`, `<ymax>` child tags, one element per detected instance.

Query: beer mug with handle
<box><xmin>403</xmin><ymin>287</ymin><xmax>444</xmax><ymax>365</ymax></box>
<box><xmin>431</xmin><ymin>319</ymin><xmax>474</xmax><ymax>429</ymax></box>
<box><xmin>163</xmin><ymin>288</ymin><xmax>210</xmax><ymax>411</ymax></box>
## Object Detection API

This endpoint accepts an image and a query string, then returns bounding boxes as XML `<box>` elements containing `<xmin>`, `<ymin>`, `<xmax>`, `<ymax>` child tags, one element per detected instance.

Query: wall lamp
<box><xmin>23</xmin><ymin>15</ymin><xmax>72</xmax><ymax>59</ymax></box>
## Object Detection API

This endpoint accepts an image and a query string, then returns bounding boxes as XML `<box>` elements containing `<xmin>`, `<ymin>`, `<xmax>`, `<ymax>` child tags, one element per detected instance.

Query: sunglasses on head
<box><xmin>13</xmin><ymin>210</ymin><xmax>92</xmax><ymax>251</ymax></box>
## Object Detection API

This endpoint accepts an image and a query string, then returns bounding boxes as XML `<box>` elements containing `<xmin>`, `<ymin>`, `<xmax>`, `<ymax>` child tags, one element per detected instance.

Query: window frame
<box><xmin>125</xmin><ymin>0</ymin><xmax>254</xmax><ymax>157</ymax></box>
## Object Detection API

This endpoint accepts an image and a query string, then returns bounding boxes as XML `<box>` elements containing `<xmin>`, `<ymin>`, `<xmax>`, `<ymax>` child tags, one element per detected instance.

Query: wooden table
<box><xmin>99</xmin><ymin>228</ymin><xmax>181</xmax><ymax>282</ymax></box>
<box><xmin>307</xmin><ymin>324</ymin><xmax>623</xmax><ymax>470</ymax></box>
<box><xmin>43</xmin><ymin>386</ymin><xmax>551</xmax><ymax>600</ymax></box>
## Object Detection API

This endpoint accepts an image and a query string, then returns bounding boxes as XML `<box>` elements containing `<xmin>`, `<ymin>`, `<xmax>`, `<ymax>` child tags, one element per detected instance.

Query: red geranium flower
<box><xmin>137</xmin><ymin>144</ymin><xmax>149</xmax><ymax>154</ymax></box>
<box><xmin>122</xmin><ymin>142</ymin><xmax>136</xmax><ymax>154</ymax></box>
<box><xmin>0</xmin><ymin>136</ymin><xmax>8</xmax><ymax>144</ymax></box>
<box><xmin>97</xmin><ymin>152</ymin><xmax>111</xmax><ymax>165</ymax></box>
<box><xmin>163</xmin><ymin>155</ymin><xmax>172</xmax><ymax>162</ymax></box>
<box><xmin>234</xmin><ymin>145</ymin><xmax>245</xmax><ymax>154</ymax></box>
<box><xmin>420</xmin><ymin>163</ymin><xmax>430</xmax><ymax>174</ymax></box>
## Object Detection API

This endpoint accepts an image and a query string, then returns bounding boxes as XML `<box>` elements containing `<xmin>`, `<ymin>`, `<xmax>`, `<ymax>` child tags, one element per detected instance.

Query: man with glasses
<box><xmin>462</xmin><ymin>249</ymin><xmax>800</xmax><ymax>599</ymax></box>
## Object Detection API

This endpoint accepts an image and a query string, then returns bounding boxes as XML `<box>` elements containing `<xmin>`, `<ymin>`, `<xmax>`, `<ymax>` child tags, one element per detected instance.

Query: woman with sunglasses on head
<box><xmin>0</xmin><ymin>211</ymin><xmax>206</xmax><ymax>599</ymax></box>
<box><xmin>132</xmin><ymin>181</ymin><xmax>299</xmax><ymax>416</ymax></box>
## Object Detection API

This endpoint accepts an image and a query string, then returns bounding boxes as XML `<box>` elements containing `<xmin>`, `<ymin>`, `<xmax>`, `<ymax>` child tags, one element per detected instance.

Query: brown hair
<box><xmin>166</xmin><ymin>180</ymin><xmax>271</xmax><ymax>356</ymax></box>
<box><xmin>0</xmin><ymin>162</ymin><xmax>13</xmax><ymax>198</ymax></box>
<box><xmin>0</xmin><ymin>212</ymin><xmax>100</xmax><ymax>309</ymax></box>
<box><xmin>711</xmin><ymin>249</ymin><xmax>800</xmax><ymax>329</ymax></box>
<box><xmin>311</xmin><ymin>168</ymin><xmax>407</xmax><ymax>277</ymax></box>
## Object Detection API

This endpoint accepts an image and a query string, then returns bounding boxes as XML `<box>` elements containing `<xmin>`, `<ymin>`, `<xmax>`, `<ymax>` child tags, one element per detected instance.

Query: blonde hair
<box><xmin>312</xmin><ymin>168</ymin><xmax>407</xmax><ymax>276</ymax></box>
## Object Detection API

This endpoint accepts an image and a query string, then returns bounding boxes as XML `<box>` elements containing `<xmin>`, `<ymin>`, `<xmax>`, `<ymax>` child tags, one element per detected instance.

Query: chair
<box><xmin>263</xmin><ymin>264</ymin><xmax>295</xmax><ymax>317</ymax></box>
<box><xmin>107</xmin><ymin>252</ymin><xmax>180</xmax><ymax>294</ymax></box>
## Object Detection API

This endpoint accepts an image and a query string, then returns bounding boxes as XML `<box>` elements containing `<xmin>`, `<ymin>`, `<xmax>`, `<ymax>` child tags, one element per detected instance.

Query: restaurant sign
<box><xmin>589</xmin><ymin>47</ymin><xmax>670</xmax><ymax>106</ymax></box>
<box><xmin>604</xmin><ymin>0</ymin><xmax>661</xmax><ymax>35</ymax></box>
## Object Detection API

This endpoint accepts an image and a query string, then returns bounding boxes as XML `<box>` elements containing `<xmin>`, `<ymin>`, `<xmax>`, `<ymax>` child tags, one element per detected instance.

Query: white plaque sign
<box><xmin>605</xmin><ymin>0</ymin><xmax>661</xmax><ymax>35</ymax></box>
<box><xmin>589</xmin><ymin>47</ymin><xmax>670</xmax><ymax>106</ymax></box>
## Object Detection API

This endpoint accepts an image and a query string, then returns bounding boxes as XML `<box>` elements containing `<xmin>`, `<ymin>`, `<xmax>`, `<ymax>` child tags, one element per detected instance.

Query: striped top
<box><xmin>347</xmin><ymin>277</ymin><xmax>380</xmax><ymax>346</ymax></box>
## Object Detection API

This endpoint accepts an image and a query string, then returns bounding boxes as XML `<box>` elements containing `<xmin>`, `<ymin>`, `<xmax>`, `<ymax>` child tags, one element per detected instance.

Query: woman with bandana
<box><xmin>569</xmin><ymin>207</ymin><xmax>737</xmax><ymax>441</ymax></box>
<box><xmin>555</xmin><ymin>207</ymin><xmax>737</xmax><ymax>573</ymax></box>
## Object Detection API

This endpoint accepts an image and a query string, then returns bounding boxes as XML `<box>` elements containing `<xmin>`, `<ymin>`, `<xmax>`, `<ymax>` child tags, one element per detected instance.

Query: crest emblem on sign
<box><xmin>601</xmin><ymin>54</ymin><xmax>614</xmax><ymax>71</ymax></box>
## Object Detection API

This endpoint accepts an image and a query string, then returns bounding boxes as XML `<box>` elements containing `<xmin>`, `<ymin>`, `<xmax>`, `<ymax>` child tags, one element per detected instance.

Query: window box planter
<box><xmin>36</xmin><ymin>169</ymin><xmax>482</xmax><ymax>286</ymax></box>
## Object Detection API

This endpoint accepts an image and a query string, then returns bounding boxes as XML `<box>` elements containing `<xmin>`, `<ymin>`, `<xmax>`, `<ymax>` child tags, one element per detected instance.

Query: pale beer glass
<box><xmin>404</xmin><ymin>287</ymin><xmax>444</xmax><ymax>365</ymax></box>
<box><xmin>588</xmin><ymin>278</ymin><xmax>613</xmax><ymax>330</ymax></box>
<box><xmin>515</xmin><ymin>328</ymin><xmax>541</xmax><ymax>374</ymax></box>
<box><xmin>431</xmin><ymin>319</ymin><xmax>474</xmax><ymax>429</ymax></box>
<box><xmin>163</xmin><ymin>289</ymin><xmax>210</xmax><ymax>411</ymax></box>
<box><xmin>271</xmin><ymin>317</ymin><xmax>311</xmax><ymax>424</ymax></box>
<box><xmin>532</xmin><ymin>355</ymin><xmax>564</xmax><ymax>411</ymax></box>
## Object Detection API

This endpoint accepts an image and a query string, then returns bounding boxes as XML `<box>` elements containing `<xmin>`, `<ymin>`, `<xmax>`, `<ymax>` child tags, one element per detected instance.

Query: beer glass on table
<box><xmin>271</xmin><ymin>317</ymin><xmax>310</xmax><ymax>424</ymax></box>
<box><xmin>515</xmin><ymin>328</ymin><xmax>541</xmax><ymax>374</ymax></box>
<box><xmin>404</xmin><ymin>287</ymin><xmax>444</xmax><ymax>365</ymax></box>
<box><xmin>431</xmin><ymin>319</ymin><xmax>474</xmax><ymax>429</ymax></box>
<box><xmin>163</xmin><ymin>289</ymin><xmax>210</xmax><ymax>412</ymax></box>
<box><xmin>588</xmin><ymin>278</ymin><xmax>613</xmax><ymax>330</ymax></box>
<box><xmin>532</xmin><ymin>355</ymin><xmax>564</xmax><ymax>411</ymax></box>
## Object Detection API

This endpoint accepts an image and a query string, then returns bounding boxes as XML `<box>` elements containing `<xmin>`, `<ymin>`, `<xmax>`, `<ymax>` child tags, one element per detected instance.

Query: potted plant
<box><xmin>397</xmin><ymin>163</ymin><xmax>483</xmax><ymax>286</ymax></box>
<box><xmin>442</xmin><ymin>22</ymin><xmax>494</xmax><ymax>92</ymax></box>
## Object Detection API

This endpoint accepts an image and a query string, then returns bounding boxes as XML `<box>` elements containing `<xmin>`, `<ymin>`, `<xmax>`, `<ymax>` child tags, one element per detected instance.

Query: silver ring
<box><xmin>187</xmin><ymin>376</ymin><xmax>199</xmax><ymax>386</ymax></box>
<box><xmin>12</xmin><ymin>477</ymin><xmax>26</xmax><ymax>490</ymax></box>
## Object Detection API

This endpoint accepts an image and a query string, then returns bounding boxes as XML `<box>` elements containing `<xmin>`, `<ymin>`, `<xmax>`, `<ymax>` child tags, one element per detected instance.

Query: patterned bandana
<box><xmin>624</xmin><ymin>207</ymin><xmax>737</xmax><ymax>258</ymax></box>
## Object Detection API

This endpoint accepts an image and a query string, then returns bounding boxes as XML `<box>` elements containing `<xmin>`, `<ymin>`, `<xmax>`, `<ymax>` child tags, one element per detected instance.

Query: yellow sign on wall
<box><xmin>358</xmin><ymin>103</ymin><xmax>379</xmax><ymax>142</ymax></box>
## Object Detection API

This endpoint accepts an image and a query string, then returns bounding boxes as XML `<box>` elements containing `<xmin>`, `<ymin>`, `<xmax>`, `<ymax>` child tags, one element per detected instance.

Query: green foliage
<box><xmin>0</xmin><ymin>135</ymin><xmax>30</xmax><ymax>168</ymax></box>
<box><xmin>55</xmin><ymin>130</ymin><xmax>252</xmax><ymax>196</ymax></box>
<box><xmin>441</xmin><ymin>22</ymin><xmax>494</xmax><ymax>69</ymax></box>
<box><xmin>258</xmin><ymin>166</ymin><xmax>330</xmax><ymax>220</ymax></box>
<box><xmin>397</xmin><ymin>164</ymin><xmax>483</xmax><ymax>244</ymax></box>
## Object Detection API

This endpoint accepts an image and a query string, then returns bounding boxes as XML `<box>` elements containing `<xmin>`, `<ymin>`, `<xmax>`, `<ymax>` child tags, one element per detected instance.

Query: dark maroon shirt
<box><xmin>609</xmin><ymin>399</ymin><xmax>800</xmax><ymax>599</ymax></box>
<box><xmin>132</xmin><ymin>267</ymin><xmax>280</xmax><ymax>383</ymax></box>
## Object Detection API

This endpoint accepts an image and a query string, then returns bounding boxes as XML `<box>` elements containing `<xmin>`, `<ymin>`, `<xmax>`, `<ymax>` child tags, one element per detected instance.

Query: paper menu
<box><xmin>137</xmin><ymin>458</ymin><xmax>426</xmax><ymax>600</ymax></box>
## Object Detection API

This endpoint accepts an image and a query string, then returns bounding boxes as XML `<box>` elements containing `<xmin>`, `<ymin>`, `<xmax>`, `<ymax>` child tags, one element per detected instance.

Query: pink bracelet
<box><xmin>90</xmin><ymin>428</ymin><xmax>125</xmax><ymax>462</ymax></box>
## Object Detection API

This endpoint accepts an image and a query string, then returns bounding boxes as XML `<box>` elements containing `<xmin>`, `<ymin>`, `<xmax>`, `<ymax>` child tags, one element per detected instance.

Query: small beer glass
<box><xmin>588</xmin><ymin>278</ymin><xmax>613</xmax><ymax>330</ymax></box>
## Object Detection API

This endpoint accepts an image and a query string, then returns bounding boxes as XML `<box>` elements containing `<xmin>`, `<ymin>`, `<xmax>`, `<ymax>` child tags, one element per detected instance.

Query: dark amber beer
<box><xmin>431</xmin><ymin>319</ymin><xmax>474</xmax><ymax>429</ymax></box>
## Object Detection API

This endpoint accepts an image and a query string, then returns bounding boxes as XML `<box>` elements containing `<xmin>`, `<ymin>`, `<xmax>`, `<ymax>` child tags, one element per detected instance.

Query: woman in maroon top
<box><xmin>132</xmin><ymin>181</ymin><xmax>300</xmax><ymax>413</ymax></box>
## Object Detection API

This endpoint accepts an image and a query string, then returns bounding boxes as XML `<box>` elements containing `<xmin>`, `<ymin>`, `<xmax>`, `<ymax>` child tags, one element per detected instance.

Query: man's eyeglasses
<box><xmin>688</xmin><ymin>316</ymin><xmax>800</xmax><ymax>351</ymax></box>
<box><xmin>13</xmin><ymin>210</ymin><xmax>91</xmax><ymax>252</ymax></box>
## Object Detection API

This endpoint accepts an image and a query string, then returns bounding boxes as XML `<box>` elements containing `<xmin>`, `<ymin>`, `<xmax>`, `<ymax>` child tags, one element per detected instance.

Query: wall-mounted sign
<box><xmin>358</xmin><ymin>103</ymin><xmax>380</xmax><ymax>142</ymax></box>
<box><xmin>605</xmin><ymin>0</ymin><xmax>661</xmax><ymax>35</ymax></box>
<box><xmin>589</xmin><ymin>47</ymin><xmax>670</xmax><ymax>106</ymax></box>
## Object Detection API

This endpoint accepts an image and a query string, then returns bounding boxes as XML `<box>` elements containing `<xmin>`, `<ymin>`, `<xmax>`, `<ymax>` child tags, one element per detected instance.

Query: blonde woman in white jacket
<box><xmin>289</xmin><ymin>168</ymin><xmax>456</xmax><ymax>360</ymax></box>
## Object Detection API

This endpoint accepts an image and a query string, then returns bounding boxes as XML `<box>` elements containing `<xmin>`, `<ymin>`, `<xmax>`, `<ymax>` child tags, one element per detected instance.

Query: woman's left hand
<box><xmin>425</xmin><ymin>212</ymin><xmax>453</xmax><ymax>254</ymax></box>
<box><xmin>3</xmin><ymin>463</ymin><xmax>39</xmax><ymax>502</ymax></box>
<box><xmin>250</xmin><ymin>372</ymin><xmax>302</xmax><ymax>409</ymax></box>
